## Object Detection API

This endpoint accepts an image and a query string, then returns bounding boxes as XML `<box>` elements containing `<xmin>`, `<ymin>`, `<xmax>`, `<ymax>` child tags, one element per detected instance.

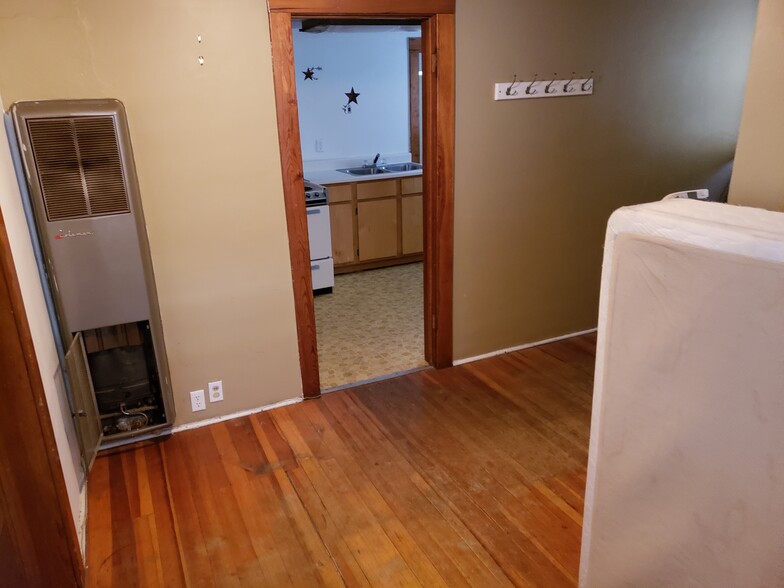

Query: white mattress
<box><xmin>581</xmin><ymin>199</ymin><xmax>784</xmax><ymax>587</ymax></box>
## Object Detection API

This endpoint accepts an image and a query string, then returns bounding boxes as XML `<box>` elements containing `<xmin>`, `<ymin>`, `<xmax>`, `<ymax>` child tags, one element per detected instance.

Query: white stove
<box><xmin>304</xmin><ymin>180</ymin><xmax>334</xmax><ymax>294</ymax></box>
<box><xmin>304</xmin><ymin>180</ymin><xmax>328</xmax><ymax>207</ymax></box>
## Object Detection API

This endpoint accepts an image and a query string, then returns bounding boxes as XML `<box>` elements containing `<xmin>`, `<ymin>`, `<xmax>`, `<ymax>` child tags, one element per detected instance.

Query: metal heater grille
<box><xmin>27</xmin><ymin>116</ymin><xmax>130</xmax><ymax>221</ymax></box>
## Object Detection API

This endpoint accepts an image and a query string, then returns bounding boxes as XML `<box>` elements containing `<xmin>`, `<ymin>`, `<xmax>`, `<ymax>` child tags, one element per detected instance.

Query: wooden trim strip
<box><xmin>408</xmin><ymin>38</ymin><xmax>422</xmax><ymax>164</ymax></box>
<box><xmin>422</xmin><ymin>14</ymin><xmax>455</xmax><ymax>368</ymax></box>
<box><xmin>269</xmin><ymin>0</ymin><xmax>455</xmax><ymax>16</ymax></box>
<box><xmin>0</xmin><ymin>208</ymin><xmax>84</xmax><ymax>585</ymax></box>
<box><xmin>269</xmin><ymin>11</ymin><xmax>322</xmax><ymax>398</ymax></box>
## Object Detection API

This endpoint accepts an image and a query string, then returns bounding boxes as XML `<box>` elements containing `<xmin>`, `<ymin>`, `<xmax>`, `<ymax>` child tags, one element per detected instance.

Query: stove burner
<box><xmin>304</xmin><ymin>180</ymin><xmax>328</xmax><ymax>207</ymax></box>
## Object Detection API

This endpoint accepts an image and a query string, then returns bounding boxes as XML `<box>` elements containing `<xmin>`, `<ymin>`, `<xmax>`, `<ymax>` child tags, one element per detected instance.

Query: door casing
<box><xmin>268</xmin><ymin>0</ymin><xmax>456</xmax><ymax>398</ymax></box>
<box><xmin>0</xmin><ymin>207</ymin><xmax>84</xmax><ymax>586</ymax></box>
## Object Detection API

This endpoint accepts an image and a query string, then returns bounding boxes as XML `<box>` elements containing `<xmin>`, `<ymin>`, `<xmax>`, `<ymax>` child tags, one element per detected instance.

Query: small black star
<box><xmin>302</xmin><ymin>67</ymin><xmax>316</xmax><ymax>81</ymax></box>
<box><xmin>345</xmin><ymin>87</ymin><xmax>360</xmax><ymax>104</ymax></box>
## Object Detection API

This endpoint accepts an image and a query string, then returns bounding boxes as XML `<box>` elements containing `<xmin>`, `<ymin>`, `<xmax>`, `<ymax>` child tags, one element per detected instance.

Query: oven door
<box><xmin>306</xmin><ymin>205</ymin><xmax>332</xmax><ymax>260</ymax></box>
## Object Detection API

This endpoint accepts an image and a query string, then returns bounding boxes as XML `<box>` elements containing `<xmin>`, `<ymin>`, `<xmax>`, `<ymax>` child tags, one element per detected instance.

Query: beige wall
<box><xmin>453</xmin><ymin>0</ymin><xmax>758</xmax><ymax>359</ymax></box>
<box><xmin>0</xmin><ymin>0</ymin><xmax>303</xmax><ymax>425</ymax></box>
<box><xmin>729</xmin><ymin>0</ymin><xmax>784</xmax><ymax>210</ymax></box>
<box><xmin>0</xmin><ymin>116</ymin><xmax>83</xmax><ymax>534</ymax></box>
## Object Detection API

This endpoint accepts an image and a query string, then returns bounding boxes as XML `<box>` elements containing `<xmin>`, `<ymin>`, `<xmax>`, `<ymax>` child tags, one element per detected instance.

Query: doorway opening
<box><xmin>268</xmin><ymin>2</ymin><xmax>455</xmax><ymax>398</ymax></box>
<box><xmin>294</xmin><ymin>20</ymin><xmax>425</xmax><ymax>390</ymax></box>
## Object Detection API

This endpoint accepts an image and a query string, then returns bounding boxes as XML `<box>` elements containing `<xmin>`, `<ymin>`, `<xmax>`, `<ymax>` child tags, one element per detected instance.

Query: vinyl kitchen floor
<box><xmin>315</xmin><ymin>262</ymin><xmax>427</xmax><ymax>390</ymax></box>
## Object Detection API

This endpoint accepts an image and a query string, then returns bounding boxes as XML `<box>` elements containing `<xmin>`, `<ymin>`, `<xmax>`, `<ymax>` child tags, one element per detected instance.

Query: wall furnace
<box><xmin>10</xmin><ymin>99</ymin><xmax>174</xmax><ymax>469</ymax></box>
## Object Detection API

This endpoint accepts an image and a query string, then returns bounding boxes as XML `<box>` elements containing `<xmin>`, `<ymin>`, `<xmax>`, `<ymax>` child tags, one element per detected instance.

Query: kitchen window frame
<box><xmin>268</xmin><ymin>0</ymin><xmax>456</xmax><ymax>398</ymax></box>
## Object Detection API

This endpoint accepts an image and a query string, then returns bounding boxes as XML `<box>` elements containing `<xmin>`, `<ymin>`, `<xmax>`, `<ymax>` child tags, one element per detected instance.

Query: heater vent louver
<box><xmin>27</xmin><ymin>116</ymin><xmax>130</xmax><ymax>222</ymax></box>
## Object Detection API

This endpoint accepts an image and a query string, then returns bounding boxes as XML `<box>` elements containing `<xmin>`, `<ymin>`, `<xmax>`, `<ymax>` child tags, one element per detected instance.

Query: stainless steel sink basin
<box><xmin>337</xmin><ymin>166</ymin><xmax>390</xmax><ymax>176</ymax></box>
<box><xmin>378</xmin><ymin>162</ymin><xmax>423</xmax><ymax>172</ymax></box>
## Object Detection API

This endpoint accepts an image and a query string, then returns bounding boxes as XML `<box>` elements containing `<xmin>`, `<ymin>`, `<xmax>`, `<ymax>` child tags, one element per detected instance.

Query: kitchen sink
<box><xmin>337</xmin><ymin>166</ymin><xmax>390</xmax><ymax>176</ymax></box>
<box><xmin>379</xmin><ymin>162</ymin><xmax>423</xmax><ymax>172</ymax></box>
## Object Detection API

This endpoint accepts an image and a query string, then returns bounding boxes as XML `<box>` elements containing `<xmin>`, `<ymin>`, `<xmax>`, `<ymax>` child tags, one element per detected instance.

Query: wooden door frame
<box><xmin>268</xmin><ymin>0</ymin><xmax>455</xmax><ymax>398</ymax></box>
<box><xmin>408</xmin><ymin>37</ymin><xmax>422</xmax><ymax>164</ymax></box>
<box><xmin>0</xmin><ymin>208</ymin><xmax>84</xmax><ymax>586</ymax></box>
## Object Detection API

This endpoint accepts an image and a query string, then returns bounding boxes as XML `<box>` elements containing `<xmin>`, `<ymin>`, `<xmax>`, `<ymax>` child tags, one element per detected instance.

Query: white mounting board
<box><xmin>494</xmin><ymin>78</ymin><xmax>593</xmax><ymax>101</ymax></box>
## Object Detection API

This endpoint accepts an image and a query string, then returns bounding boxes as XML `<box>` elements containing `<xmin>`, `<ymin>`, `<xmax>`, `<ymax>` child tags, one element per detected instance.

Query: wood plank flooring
<box><xmin>86</xmin><ymin>333</ymin><xmax>595</xmax><ymax>587</ymax></box>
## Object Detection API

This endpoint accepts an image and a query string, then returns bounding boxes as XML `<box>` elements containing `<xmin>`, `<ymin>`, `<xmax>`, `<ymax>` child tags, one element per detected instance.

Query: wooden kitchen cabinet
<box><xmin>329</xmin><ymin>202</ymin><xmax>356</xmax><ymax>265</ymax></box>
<box><xmin>358</xmin><ymin>199</ymin><xmax>398</xmax><ymax>260</ymax></box>
<box><xmin>327</xmin><ymin>174</ymin><xmax>424</xmax><ymax>273</ymax></box>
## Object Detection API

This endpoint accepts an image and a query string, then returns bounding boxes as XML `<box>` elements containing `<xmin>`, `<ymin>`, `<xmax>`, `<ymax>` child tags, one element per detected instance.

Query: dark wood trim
<box><xmin>300</xmin><ymin>18</ymin><xmax>419</xmax><ymax>31</ymax></box>
<box><xmin>335</xmin><ymin>254</ymin><xmax>424</xmax><ymax>275</ymax></box>
<box><xmin>269</xmin><ymin>11</ymin><xmax>321</xmax><ymax>399</ymax></box>
<box><xmin>0</xmin><ymin>208</ymin><xmax>84</xmax><ymax>586</ymax></box>
<box><xmin>269</xmin><ymin>0</ymin><xmax>455</xmax><ymax>16</ymax></box>
<box><xmin>408</xmin><ymin>38</ymin><xmax>422</xmax><ymax>164</ymax></box>
<box><xmin>268</xmin><ymin>2</ymin><xmax>455</xmax><ymax>395</ymax></box>
<box><xmin>421</xmin><ymin>14</ymin><xmax>454</xmax><ymax>368</ymax></box>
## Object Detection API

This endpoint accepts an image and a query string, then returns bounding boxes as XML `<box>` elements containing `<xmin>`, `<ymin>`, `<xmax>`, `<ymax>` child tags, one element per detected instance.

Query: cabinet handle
<box><xmin>76</xmin><ymin>410</ymin><xmax>87</xmax><ymax>417</ymax></box>
<box><xmin>306</xmin><ymin>208</ymin><xmax>321</xmax><ymax>215</ymax></box>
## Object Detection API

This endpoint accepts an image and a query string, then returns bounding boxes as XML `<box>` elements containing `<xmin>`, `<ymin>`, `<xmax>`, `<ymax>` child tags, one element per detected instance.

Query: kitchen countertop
<box><xmin>304</xmin><ymin>168</ymin><xmax>422</xmax><ymax>186</ymax></box>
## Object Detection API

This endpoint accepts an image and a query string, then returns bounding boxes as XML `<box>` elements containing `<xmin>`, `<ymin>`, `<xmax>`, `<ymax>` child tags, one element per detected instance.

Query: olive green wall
<box><xmin>729</xmin><ymin>0</ymin><xmax>784</xmax><ymax>211</ymax></box>
<box><xmin>452</xmin><ymin>0</ymin><xmax>758</xmax><ymax>360</ymax></box>
<box><xmin>0</xmin><ymin>0</ymin><xmax>303</xmax><ymax>425</ymax></box>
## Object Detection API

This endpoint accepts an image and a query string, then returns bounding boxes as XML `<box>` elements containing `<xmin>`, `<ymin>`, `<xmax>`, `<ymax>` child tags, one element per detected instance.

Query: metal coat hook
<box><xmin>544</xmin><ymin>74</ymin><xmax>558</xmax><ymax>94</ymax></box>
<box><xmin>526</xmin><ymin>74</ymin><xmax>539</xmax><ymax>95</ymax></box>
<box><xmin>506</xmin><ymin>74</ymin><xmax>521</xmax><ymax>96</ymax></box>
<box><xmin>581</xmin><ymin>71</ymin><xmax>594</xmax><ymax>92</ymax></box>
<box><xmin>563</xmin><ymin>72</ymin><xmax>577</xmax><ymax>93</ymax></box>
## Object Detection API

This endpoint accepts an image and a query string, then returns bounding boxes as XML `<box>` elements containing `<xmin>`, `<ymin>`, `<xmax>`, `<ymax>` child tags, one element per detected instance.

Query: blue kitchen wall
<box><xmin>293</xmin><ymin>25</ymin><xmax>420</xmax><ymax>164</ymax></box>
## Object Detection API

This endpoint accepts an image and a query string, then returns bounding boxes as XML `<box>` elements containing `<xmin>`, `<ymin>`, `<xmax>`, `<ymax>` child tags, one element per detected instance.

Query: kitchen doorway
<box><xmin>268</xmin><ymin>2</ymin><xmax>455</xmax><ymax>398</ymax></box>
<box><xmin>294</xmin><ymin>21</ymin><xmax>425</xmax><ymax>390</ymax></box>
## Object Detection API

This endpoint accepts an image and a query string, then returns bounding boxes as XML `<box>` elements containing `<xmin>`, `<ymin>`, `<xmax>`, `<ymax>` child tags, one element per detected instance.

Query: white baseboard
<box><xmin>453</xmin><ymin>328</ymin><xmax>597</xmax><ymax>366</ymax></box>
<box><xmin>172</xmin><ymin>396</ymin><xmax>303</xmax><ymax>433</ymax></box>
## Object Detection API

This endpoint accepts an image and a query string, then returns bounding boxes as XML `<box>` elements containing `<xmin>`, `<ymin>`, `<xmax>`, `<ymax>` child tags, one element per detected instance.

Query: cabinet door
<box><xmin>329</xmin><ymin>202</ymin><xmax>356</xmax><ymax>265</ymax></box>
<box><xmin>402</xmin><ymin>194</ymin><xmax>424</xmax><ymax>254</ymax></box>
<box><xmin>358</xmin><ymin>199</ymin><xmax>398</xmax><ymax>261</ymax></box>
<box><xmin>65</xmin><ymin>332</ymin><xmax>102</xmax><ymax>474</ymax></box>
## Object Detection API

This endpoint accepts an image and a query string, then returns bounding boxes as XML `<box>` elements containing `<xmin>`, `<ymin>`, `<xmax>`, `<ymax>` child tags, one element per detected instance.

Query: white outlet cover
<box><xmin>208</xmin><ymin>380</ymin><xmax>224</xmax><ymax>403</ymax></box>
<box><xmin>190</xmin><ymin>389</ymin><xmax>206</xmax><ymax>412</ymax></box>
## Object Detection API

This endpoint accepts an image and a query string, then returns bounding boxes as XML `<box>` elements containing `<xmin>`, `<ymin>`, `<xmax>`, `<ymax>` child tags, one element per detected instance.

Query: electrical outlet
<box><xmin>190</xmin><ymin>389</ymin><xmax>206</xmax><ymax>412</ymax></box>
<box><xmin>208</xmin><ymin>380</ymin><xmax>224</xmax><ymax>403</ymax></box>
<box><xmin>315</xmin><ymin>138</ymin><xmax>323</xmax><ymax>153</ymax></box>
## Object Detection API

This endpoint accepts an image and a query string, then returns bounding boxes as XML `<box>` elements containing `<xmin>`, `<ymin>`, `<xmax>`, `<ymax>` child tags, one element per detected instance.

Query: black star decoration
<box><xmin>345</xmin><ymin>87</ymin><xmax>360</xmax><ymax>104</ymax></box>
<box><xmin>302</xmin><ymin>66</ymin><xmax>321</xmax><ymax>81</ymax></box>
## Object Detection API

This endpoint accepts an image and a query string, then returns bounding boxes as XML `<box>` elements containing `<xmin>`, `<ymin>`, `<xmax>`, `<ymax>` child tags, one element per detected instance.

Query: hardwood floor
<box><xmin>86</xmin><ymin>334</ymin><xmax>595</xmax><ymax>587</ymax></box>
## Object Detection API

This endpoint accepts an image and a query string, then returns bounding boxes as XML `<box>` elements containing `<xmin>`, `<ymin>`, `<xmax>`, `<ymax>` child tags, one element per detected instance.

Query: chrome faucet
<box><xmin>363</xmin><ymin>153</ymin><xmax>382</xmax><ymax>168</ymax></box>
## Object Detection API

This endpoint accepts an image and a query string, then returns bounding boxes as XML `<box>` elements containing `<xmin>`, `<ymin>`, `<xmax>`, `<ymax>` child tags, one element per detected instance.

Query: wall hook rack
<box><xmin>494</xmin><ymin>71</ymin><xmax>595</xmax><ymax>101</ymax></box>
